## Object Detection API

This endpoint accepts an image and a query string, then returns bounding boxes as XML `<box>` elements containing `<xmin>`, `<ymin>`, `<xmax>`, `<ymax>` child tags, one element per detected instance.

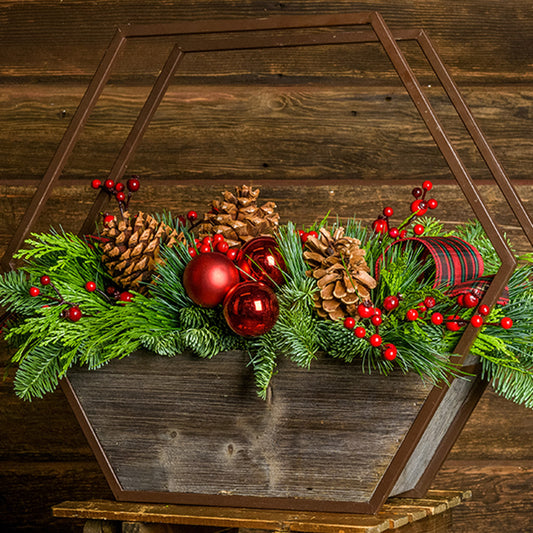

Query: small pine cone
<box><xmin>304</xmin><ymin>227</ymin><xmax>377</xmax><ymax>321</ymax></box>
<box><xmin>198</xmin><ymin>185</ymin><xmax>280</xmax><ymax>247</ymax></box>
<box><xmin>100</xmin><ymin>211</ymin><xmax>184</xmax><ymax>294</ymax></box>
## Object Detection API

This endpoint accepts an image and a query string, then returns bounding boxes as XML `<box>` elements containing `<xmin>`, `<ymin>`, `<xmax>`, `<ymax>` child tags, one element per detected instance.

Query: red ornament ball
<box><xmin>462</xmin><ymin>293</ymin><xmax>479</xmax><ymax>308</ymax></box>
<box><xmin>183</xmin><ymin>252</ymin><xmax>240</xmax><ymax>308</ymax></box>
<box><xmin>410</xmin><ymin>199</ymin><xmax>428</xmax><ymax>216</ymax></box>
<box><xmin>424</xmin><ymin>296</ymin><xmax>436</xmax><ymax>309</ymax></box>
<box><xmin>40</xmin><ymin>275</ymin><xmax>51</xmax><ymax>286</ymax></box>
<box><xmin>226</xmin><ymin>248</ymin><xmax>238</xmax><ymax>261</ymax></box>
<box><xmin>67</xmin><ymin>306</ymin><xmax>82</xmax><ymax>322</ymax></box>
<box><xmin>237</xmin><ymin>236</ymin><xmax>287</xmax><ymax>288</ymax></box>
<box><xmin>116</xmin><ymin>191</ymin><xmax>126</xmax><ymax>202</ymax></box>
<box><xmin>383</xmin><ymin>343</ymin><xmax>397</xmax><ymax>361</ymax></box>
<box><xmin>427</xmin><ymin>198</ymin><xmax>438</xmax><ymax>209</ymax></box>
<box><xmin>383</xmin><ymin>206</ymin><xmax>394</xmax><ymax>218</ymax></box>
<box><xmin>186</xmin><ymin>210</ymin><xmax>198</xmax><ymax>222</ymax></box>
<box><xmin>388</xmin><ymin>227</ymin><xmax>399</xmax><ymax>239</ymax></box>
<box><xmin>119</xmin><ymin>291</ymin><xmax>133</xmax><ymax>303</ymax></box>
<box><xmin>372</xmin><ymin>219</ymin><xmax>388</xmax><ymax>234</ymax></box>
<box><xmin>371</xmin><ymin>314</ymin><xmax>383</xmax><ymax>326</ymax></box>
<box><xmin>91</xmin><ymin>179</ymin><xmax>102</xmax><ymax>189</ymax></box>
<box><xmin>115</xmin><ymin>182</ymin><xmax>125</xmax><ymax>192</ymax></box>
<box><xmin>223</xmin><ymin>281</ymin><xmax>279</xmax><ymax>337</ymax></box>
<box><xmin>216</xmin><ymin>241</ymin><xmax>229</xmax><ymax>254</ymax></box>
<box><xmin>369</xmin><ymin>334</ymin><xmax>382</xmax><ymax>347</ymax></box>
<box><xmin>104</xmin><ymin>179</ymin><xmax>115</xmax><ymax>190</ymax></box>
<box><xmin>422</xmin><ymin>180</ymin><xmax>433</xmax><ymax>191</ymax></box>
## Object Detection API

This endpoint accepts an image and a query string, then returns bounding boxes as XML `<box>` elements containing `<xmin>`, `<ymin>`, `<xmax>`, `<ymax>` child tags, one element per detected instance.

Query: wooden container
<box><xmin>3</xmin><ymin>13</ymin><xmax>531</xmax><ymax>514</ymax></box>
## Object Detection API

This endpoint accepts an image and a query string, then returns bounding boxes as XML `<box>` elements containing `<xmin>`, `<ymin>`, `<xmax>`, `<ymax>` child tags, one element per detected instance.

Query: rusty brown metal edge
<box><xmin>59</xmin><ymin>376</ymin><xmax>125</xmax><ymax>500</ymax></box>
<box><xmin>2</xmin><ymin>12</ymin><xmax>528</xmax><ymax>514</ymax></box>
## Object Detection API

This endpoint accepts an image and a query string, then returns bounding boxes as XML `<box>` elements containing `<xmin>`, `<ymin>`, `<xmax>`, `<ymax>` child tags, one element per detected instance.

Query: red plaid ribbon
<box><xmin>376</xmin><ymin>236</ymin><xmax>508</xmax><ymax>305</ymax></box>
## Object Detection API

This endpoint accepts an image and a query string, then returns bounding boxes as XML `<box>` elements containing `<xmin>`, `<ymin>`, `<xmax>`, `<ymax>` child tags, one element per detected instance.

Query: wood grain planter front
<box><xmin>61</xmin><ymin>350</ymin><xmax>483</xmax><ymax>513</ymax></box>
<box><xmin>5</xmin><ymin>13</ymin><xmax>530</xmax><ymax>515</ymax></box>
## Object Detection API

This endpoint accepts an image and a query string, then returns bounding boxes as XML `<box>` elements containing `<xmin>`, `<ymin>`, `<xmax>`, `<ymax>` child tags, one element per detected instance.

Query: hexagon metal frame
<box><xmin>3</xmin><ymin>12</ymin><xmax>532</xmax><ymax>514</ymax></box>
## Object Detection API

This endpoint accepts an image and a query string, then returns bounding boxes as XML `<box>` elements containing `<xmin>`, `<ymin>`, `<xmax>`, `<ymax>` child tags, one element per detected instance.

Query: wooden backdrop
<box><xmin>1</xmin><ymin>1</ymin><xmax>532</xmax><ymax>531</ymax></box>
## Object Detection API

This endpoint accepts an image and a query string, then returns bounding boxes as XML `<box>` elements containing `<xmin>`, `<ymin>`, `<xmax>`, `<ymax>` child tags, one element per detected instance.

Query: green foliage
<box><xmin>1</xmin><ymin>217</ymin><xmax>532</xmax><ymax>409</ymax></box>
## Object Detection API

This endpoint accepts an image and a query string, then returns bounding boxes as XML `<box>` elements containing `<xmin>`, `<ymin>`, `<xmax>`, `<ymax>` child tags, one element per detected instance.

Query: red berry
<box><xmin>406</xmin><ymin>309</ymin><xmax>419</xmax><ymax>321</ymax></box>
<box><xmin>67</xmin><ymin>307</ymin><xmax>82</xmax><ymax>322</ymax></box>
<box><xmin>199</xmin><ymin>244</ymin><xmax>211</xmax><ymax>254</ymax></box>
<box><xmin>383</xmin><ymin>206</ymin><xmax>394</xmax><ymax>218</ymax></box>
<box><xmin>188</xmin><ymin>246</ymin><xmax>197</xmax><ymax>258</ymax></box>
<box><xmin>308</xmin><ymin>230</ymin><xmax>319</xmax><ymax>239</ymax></box>
<box><xmin>399</xmin><ymin>230</ymin><xmax>408</xmax><ymax>239</ymax></box>
<box><xmin>40</xmin><ymin>275</ymin><xmax>51</xmax><ymax>286</ymax></box>
<box><xmin>106</xmin><ymin>286</ymin><xmax>117</xmax><ymax>295</ymax></box>
<box><xmin>463</xmin><ymin>293</ymin><xmax>479</xmax><ymax>308</ymax></box>
<box><xmin>422</xmin><ymin>180</ymin><xmax>433</xmax><ymax>191</ymax></box>
<box><xmin>427</xmin><ymin>198</ymin><xmax>438</xmax><ymax>209</ymax></box>
<box><xmin>372</xmin><ymin>219</ymin><xmax>387</xmax><ymax>234</ymax></box>
<box><xmin>115</xmin><ymin>182</ymin><xmax>125</xmax><ymax>192</ymax></box>
<box><xmin>216</xmin><ymin>241</ymin><xmax>229</xmax><ymax>254</ymax></box>
<box><xmin>456</xmin><ymin>294</ymin><xmax>465</xmax><ymax>307</ymax></box>
<box><xmin>479</xmin><ymin>304</ymin><xmax>490</xmax><ymax>316</ymax></box>
<box><xmin>127</xmin><ymin>177</ymin><xmax>140</xmax><ymax>192</ymax></box>
<box><xmin>85</xmin><ymin>281</ymin><xmax>97</xmax><ymax>292</ymax></box>
<box><xmin>369</xmin><ymin>334</ymin><xmax>382</xmax><ymax>347</ymax></box>
<box><xmin>424</xmin><ymin>296</ymin><xmax>436</xmax><ymax>308</ymax></box>
<box><xmin>202</xmin><ymin>236</ymin><xmax>213</xmax><ymax>246</ymax></box>
<box><xmin>103</xmin><ymin>214</ymin><xmax>115</xmax><ymax>225</ymax></box>
<box><xmin>412</xmin><ymin>187</ymin><xmax>423</xmax><ymax>199</ymax></box>
<box><xmin>226</xmin><ymin>249</ymin><xmax>238</xmax><ymax>261</ymax></box>
<box><xmin>300</xmin><ymin>231</ymin><xmax>309</xmax><ymax>243</ymax></box>
<box><xmin>371</xmin><ymin>315</ymin><xmax>383</xmax><ymax>326</ymax></box>
<box><xmin>388</xmin><ymin>227</ymin><xmax>400</xmax><ymax>239</ymax></box>
<box><xmin>104</xmin><ymin>179</ymin><xmax>114</xmax><ymax>190</ymax></box>
<box><xmin>431</xmin><ymin>312</ymin><xmax>444</xmax><ymax>325</ymax></box>
<box><xmin>354</xmin><ymin>326</ymin><xmax>366</xmax><ymax>338</ymax></box>
<box><xmin>119</xmin><ymin>291</ymin><xmax>133</xmax><ymax>303</ymax></box>
<box><xmin>373</xmin><ymin>308</ymin><xmax>382</xmax><ymax>317</ymax></box>
<box><xmin>116</xmin><ymin>191</ymin><xmax>126</xmax><ymax>202</ymax></box>
<box><xmin>383</xmin><ymin>295</ymin><xmax>399</xmax><ymax>311</ymax></box>
<box><xmin>91</xmin><ymin>179</ymin><xmax>102</xmax><ymax>189</ymax></box>
<box><xmin>411</xmin><ymin>199</ymin><xmax>428</xmax><ymax>216</ymax></box>
<box><xmin>383</xmin><ymin>343</ymin><xmax>397</xmax><ymax>361</ymax></box>
<box><xmin>213</xmin><ymin>234</ymin><xmax>224</xmax><ymax>245</ymax></box>
<box><xmin>187</xmin><ymin>210</ymin><xmax>198</xmax><ymax>222</ymax></box>
<box><xmin>446</xmin><ymin>315</ymin><xmax>462</xmax><ymax>331</ymax></box>
<box><xmin>413</xmin><ymin>224</ymin><xmax>425</xmax><ymax>235</ymax></box>
<box><xmin>357</xmin><ymin>304</ymin><xmax>374</xmax><ymax>319</ymax></box>
<box><xmin>417</xmin><ymin>303</ymin><xmax>428</xmax><ymax>314</ymax></box>
<box><xmin>500</xmin><ymin>317</ymin><xmax>513</xmax><ymax>330</ymax></box>
<box><xmin>29</xmin><ymin>286</ymin><xmax>40</xmax><ymax>297</ymax></box>
<box><xmin>344</xmin><ymin>317</ymin><xmax>356</xmax><ymax>330</ymax></box>
<box><xmin>471</xmin><ymin>315</ymin><xmax>484</xmax><ymax>328</ymax></box>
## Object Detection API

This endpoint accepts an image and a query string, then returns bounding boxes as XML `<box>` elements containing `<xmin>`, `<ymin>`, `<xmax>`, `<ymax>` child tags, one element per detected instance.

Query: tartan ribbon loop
<box><xmin>376</xmin><ymin>236</ymin><xmax>508</xmax><ymax>305</ymax></box>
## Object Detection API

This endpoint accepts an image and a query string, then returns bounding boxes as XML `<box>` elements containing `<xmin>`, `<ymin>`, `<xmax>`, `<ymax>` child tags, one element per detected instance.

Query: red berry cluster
<box><xmin>372</xmin><ymin>180</ymin><xmax>438</xmax><ymax>240</ymax></box>
<box><xmin>29</xmin><ymin>275</ymin><xmax>82</xmax><ymax>322</ymax></box>
<box><xmin>91</xmin><ymin>175</ymin><xmax>140</xmax><ymax>213</ymax></box>
<box><xmin>188</xmin><ymin>233</ymin><xmax>238</xmax><ymax>261</ymax></box>
<box><xmin>298</xmin><ymin>229</ymin><xmax>319</xmax><ymax>244</ymax></box>
<box><xmin>343</xmin><ymin>302</ymin><xmax>398</xmax><ymax>361</ymax></box>
<box><xmin>85</xmin><ymin>281</ymin><xmax>133</xmax><ymax>304</ymax></box>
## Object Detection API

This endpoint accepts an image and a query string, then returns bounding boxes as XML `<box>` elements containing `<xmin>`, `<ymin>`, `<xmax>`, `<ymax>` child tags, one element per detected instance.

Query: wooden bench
<box><xmin>52</xmin><ymin>489</ymin><xmax>471</xmax><ymax>533</ymax></box>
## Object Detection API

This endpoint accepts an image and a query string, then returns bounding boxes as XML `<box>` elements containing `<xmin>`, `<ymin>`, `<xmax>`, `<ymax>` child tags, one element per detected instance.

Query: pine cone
<box><xmin>100</xmin><ymin>211</ymin><xmax>184</xmax><ymax>294</ymax></box>
<box><xmin>198</xmin><ymin>185</ymin><xmax>280</xmax><ymax>248</ymax></box>
<box><xmin>304</xmin><ymin>227</ymin><xmax>377</xmax><ymax>321</ymax></box>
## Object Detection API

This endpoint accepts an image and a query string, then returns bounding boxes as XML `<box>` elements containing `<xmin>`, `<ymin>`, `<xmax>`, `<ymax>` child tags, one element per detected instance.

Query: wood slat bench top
<box><xmin>52</xmin><ymin>489</ymin><xmax>471</xmax><ymax>533</ymax></box>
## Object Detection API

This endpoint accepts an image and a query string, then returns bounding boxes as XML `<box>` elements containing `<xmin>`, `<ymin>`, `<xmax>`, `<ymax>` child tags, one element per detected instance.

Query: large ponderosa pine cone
<box><xmin>303</xmin><ymin>227</ymin><xmax>377</xmax><ymax>321</ymax></box>
<box><xmin>100</xmin><ymin>211</ymin><xmax>184</xmax><ymax>294</ymax></box>
<box><xmin>198</xmin><ymin>185</ymin><xmax>280</xmax><ymax>248</ymax></box>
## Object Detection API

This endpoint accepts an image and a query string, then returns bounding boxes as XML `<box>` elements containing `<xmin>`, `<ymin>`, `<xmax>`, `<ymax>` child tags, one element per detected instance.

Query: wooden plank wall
<box><xmin>0</xmin><ymin>1</ymin><xmax>532</xmax><ymax>531</ymax></box>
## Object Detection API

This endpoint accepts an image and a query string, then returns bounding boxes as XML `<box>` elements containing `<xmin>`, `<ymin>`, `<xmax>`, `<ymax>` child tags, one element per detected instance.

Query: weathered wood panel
<box><xmin>1</xmin><ymin>84</ymin><xmax>531</xmax><ymax>182</ymax></box>
<box><xmin>1</xmin><ymin>0</ymin><xmax>532</xmax><ymax>84</ymax></box>
<box><xmin>66</xmin><ymin>350</ymin><xmax>432</xmax><ymax>507</ymax></box>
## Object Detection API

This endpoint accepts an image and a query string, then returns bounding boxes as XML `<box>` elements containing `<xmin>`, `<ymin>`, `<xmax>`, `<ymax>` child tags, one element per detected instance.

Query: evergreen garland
<box><xmin>1</xmin><ymin>195</ymin><xmax>532</xmax><ymax>408</ymax></box>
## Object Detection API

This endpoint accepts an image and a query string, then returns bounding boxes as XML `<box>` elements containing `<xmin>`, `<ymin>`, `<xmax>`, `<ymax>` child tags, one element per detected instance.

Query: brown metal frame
<box><xmin>2</xmin><ymin>12</ymin><xmax>532</xmax><ymax>514</ymax></box>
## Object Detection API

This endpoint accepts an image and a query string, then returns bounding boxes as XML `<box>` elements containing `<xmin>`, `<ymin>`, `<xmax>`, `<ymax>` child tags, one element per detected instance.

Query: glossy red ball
<box><xmin>354</xmin><ymin>326</ymin><xmax>366</xmax><ymax>338</ymax></box>
<box><xmin>446</xmin><ymin>315</ymin><xmax>462</xmax><ymax>331</ymax></box>
<box><xmin>115</xmin><ymin>182</ymin><xmax>125</xmax><ymax>192</ymax></box>
<box><xmin>412</xmin><ymin>187</ymin><xmax>423</xmax><ymax>199</ymax></box>
<box><xmin>427</xmin><ymin>198</ymin><xmax>438</xmax><ymax>209</ymax></box>
<box><xmin>422</xmin><ymin>180</ymin><xmax>433</xmax><ymax>191</ymax></box>
<box><xmin>431</xmin><ymin>312</ymin><xmax>444</xmax><ymax>325</ymax></box>
<box><xmin>40</xmin><ymin>275</ymin><xmax>51</xmax><ymax>286</ymax></box>
<box><xmin>406</xmin><ymin>309</ymin><xmax>419</xmax><ymax>321</ymax></box>
<box><xmin>424</xmin><ymin>296</ymin><xmax>436</xmax><ymax>308</ymax></box>
<box><xmin>383</xmin><ymin>206</ymin><xmax>394</xmax><ymax>218</ymax></box>
<box><xmin>104</xmin><ymin>179</ymin><xmax>114</xmax><ymax>190</ymax></box>
<box><xmin>29</xmin><ymin>286</ymin><xmax>40</xmax><ymax>297</ymax></box>
<box><xmin>85</xmin><ymin>281</ymin><xmax>97</xmax><ymax>292</ymax></box>
<box><xmin>91</xmin><ymin>179</ymin><xmax>102</xmax><ymax>189</ymax></box>
<box><xmin>183</xmin><ymin>252</ymin><xmax>240</xmax><ymax>308</ymax></box>
<box><xmin>383</xmin><ymin>295</ymin><xmax>399</xmax><ymax>311</ymax></box>
<box><xmin>500</xmin><ymin>317</ymin><xmax>513</xmax><ymax>330</ymax></box>
<box><xmin>127</xmin><ymin>177</ymin><xmax>140</xmax><ymax>192</ymax></box>
<box><xmin>411</xmin><ymin>199</ymin><xmax>428</xmax><ymax>216</ymax></box>
<box><xmin>369</xmin><ymin>334</ymin><xmax>382</xmax><ymax>347</ymax></box>
<box><xmin>223</xmin><ymin>281</ymin><xmax>279</xmax><ymax>337</ymax></box>
<box><xmin>479</xmin><ymin>304</ymin><xmax>490</xmax><ymax>316</ymax></box>
<box><xmin>371</xmin><ymin>314</ymin><xmax>383</xmax><ymax>326</ymax></box>
<box><xmin>357</xmin><ymin>303</ymin><xmax>374</xmax><ymax>319</ymax></box>
<box><xmin>462</xmin><ymin>293</ymin><xmax>479</xmax><ymax>308</ymax></box>
<box><xmin>116</xmin><ymin>191</ymin><xmax>126</xmax><ymax>202</ymax></box>
<box><xmin>119</xmin><ymin>291</ymin><xmax>133</xmax><ymax>302</ymax></box>
<box><xmin>413</xmin><ymin>224</ymin><xmax>425</xmax><ymax>235</ymax></box>
<box><xmin>344</xmin><ymin>317</ymin><xmax>356</xmax><ymax>330</ymax></box>
<box><xmin>237</xmin><ymin>236</ymin><xmax>287</xmax><ymax>288</ymax></box>
<box><xmin>470</xmin><ymin>315</ymin><xmax>484</xmax><ymax>328</ymax></box>
<box><xmin>67</xmin><ymin>307</ymin><xmax>82</xmax><ymax>322</ymax></box>
<box><xmin>388</xmin><ymin>227</ymin><xmax>400</xmax><ymax>239</ymax></box>
<box><xmin>383</xmin><ymin>343</ymin><xmax>397</xmax><ymax>361</ymax></box>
